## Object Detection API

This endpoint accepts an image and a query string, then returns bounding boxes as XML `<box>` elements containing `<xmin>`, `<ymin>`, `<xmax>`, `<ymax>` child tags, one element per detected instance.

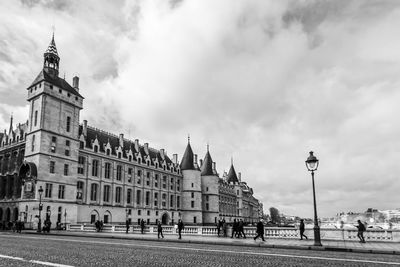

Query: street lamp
<box><xmin>305</xmin><ymin>151</ymin><xmax>322</xmax><ymax>246</ymax></box>
<box><xmin>37</xmin><ymin>186</ymin><xmax>43</xmax><ymax>233</ymax></box>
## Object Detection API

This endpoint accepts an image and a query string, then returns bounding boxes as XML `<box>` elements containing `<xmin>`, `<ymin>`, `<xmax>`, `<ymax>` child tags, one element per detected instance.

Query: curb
<box><xmin>21</xmin><ymin>231</ymin><xmax>400</xmax><ymax>255</ymax></box>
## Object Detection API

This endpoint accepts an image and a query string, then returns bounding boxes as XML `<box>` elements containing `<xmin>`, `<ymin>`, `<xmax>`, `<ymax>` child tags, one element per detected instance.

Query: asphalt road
<box><xmin>1</xmin><ymin>233</ymin><xmax>400</xmax><ymax>266</ymax></box>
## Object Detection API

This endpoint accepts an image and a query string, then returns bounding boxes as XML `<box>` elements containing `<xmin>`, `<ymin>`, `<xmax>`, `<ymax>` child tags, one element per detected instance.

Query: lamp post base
<box><xmin>313</xmin><ymin>225</ymin><xmax>322</xmax><ymax>246</ymax></box>
<box><xmin>37</xmin><ymin>220</ymin><xmax>42</xmax><ymax>233</ymax></box>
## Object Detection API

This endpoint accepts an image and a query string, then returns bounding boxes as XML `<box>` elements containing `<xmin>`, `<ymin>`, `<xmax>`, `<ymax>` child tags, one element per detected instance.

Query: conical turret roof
<box><xmin>45</xmin><ymin>33</ymin><xmax>59</xmax><ymax>57</ymax></box>
<box><xmin>201</xmin><ymin>150</ymin><xmax>215</xmax><ymax>176</ymax></box>
<box><xmin>227</xmin><ymin>163</ymin><xmax>239</xmax><ymax>183</ymax></box>
<box><xmin>180</xmin><ymin>142</ymin><xmax>195</xmax><ymax>170</ymax></box>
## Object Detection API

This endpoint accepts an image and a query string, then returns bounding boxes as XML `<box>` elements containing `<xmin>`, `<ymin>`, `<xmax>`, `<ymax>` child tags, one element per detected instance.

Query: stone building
<box><xmin>0</xmin><ymin>35</ymin><xmax>262</xmax><ymax>228</ymax></box>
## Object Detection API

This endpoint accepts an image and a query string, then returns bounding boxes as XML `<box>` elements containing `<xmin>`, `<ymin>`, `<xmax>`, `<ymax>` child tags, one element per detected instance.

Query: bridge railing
<box><xmin>66</xmin><ymin>224</ymin><xmax>400</xmax><ymax>242</ymax></box>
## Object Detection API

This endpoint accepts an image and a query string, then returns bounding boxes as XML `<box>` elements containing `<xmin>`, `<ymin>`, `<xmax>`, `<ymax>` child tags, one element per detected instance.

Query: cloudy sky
<box><xmin>1</xmin><ymin>0</ymin><xmax>400</xmax><ymax>218</ymax></box>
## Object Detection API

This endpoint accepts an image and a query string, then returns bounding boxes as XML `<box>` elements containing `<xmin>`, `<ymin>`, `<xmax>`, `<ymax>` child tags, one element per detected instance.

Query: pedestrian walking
<box><xmin>254</xmin><ymin>219</ymin><xmax>265</xmax><ymax>241</ymax></box>
<box><xmin>157</xmin><ymin>221</ymin><xmax>164</xmax><ymax>239</ymax></box>
<box><xmin>217</xmin><ymin>219</ymin><xmax>223</xmax><ymax>237</ymax></box>
<box><xmin>356</xmin><ymin>220</ymin><xmax>366</xmax><ymax>243</ymax></box>
<box><xmin>231</xmin><ymin>219</ymin><xmax>238</xmax><ymax>238</ymax></box>
<box><xmin>126</xmin><ymin>219</ymin><xmax>130</xmax><ymax>234</ymax></box>
<box><xmin>100</xmin><ymin>220</ymin><xmax>104</xmax><ymax>232</ymax></box>
<box><xmin>299</xmin><ymin>219</ymin><xmax>308</xmax><ymax>240</ymax></box>
<box><xmin>177</xmin><ymin>219</ymin><xmax>184</xmax><ymax>239</ymax></box>
<box><xmin>222</xmin><ymin>219</ymin><xmax>227</xmax><ymax>237</ymax></box>
<box><xmin>140</xmin><ymin>219</ymin><xmax>145</xmax><ymax>234</ymax></box>
<box><xmin>237</xmin><ymin>219</ymin><xmax>246</xmax><ymax>238</ymax></box>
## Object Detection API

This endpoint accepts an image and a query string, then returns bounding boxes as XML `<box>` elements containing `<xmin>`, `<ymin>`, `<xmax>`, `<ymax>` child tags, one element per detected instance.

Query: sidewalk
<box><xmin>20</xmin><ymin>230</ymin><xmax>400</xmax><ymax>255</ymax></box>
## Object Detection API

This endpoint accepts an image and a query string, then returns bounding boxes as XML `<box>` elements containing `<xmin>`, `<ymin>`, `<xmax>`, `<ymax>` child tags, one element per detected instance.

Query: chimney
<box><xmin>199</xmin><ymin>159</ymin><xmax>203</xmax><ymax>167</ymax></box>
<box><xmin>238</xmin><ymin>172</ymin><xmax>241</xmax><ymax>182</ymax></box>
<box><xmin>160</xmin><ymin>148</ymin><xmax>165</xmax><ymax>159</ymax></box>
<box><xmin>134</xmin><ymin>139</ymin><xmax>139</xmax><ymax>152</ymax></box>
<box><xmin>73</xmin><ymin>76</ymin><xmax>79</xmax><ymax>91</ymax></box>
<box><xmin>83</xmin><ymin>120</ymin><xmax>87</xmax><ymax>136</ymax></box>
<box><xmin>194</xmin><ymin>154</ymin><xmax>198</xmax><ymax>164</ymax></box>
<box><xmin>144</xmin><ymin>143</ymin><xmax>149</xmax><ymax>154</ymax></box>
<box><xmin>173</xmin><ymin>154</ymin><xmax>178</xmax><ymax>164</ymax></box>
<box><xmin>119</xmin><ymin>133</ymin><xmax>124</xmax><ymax>148</ymax></box>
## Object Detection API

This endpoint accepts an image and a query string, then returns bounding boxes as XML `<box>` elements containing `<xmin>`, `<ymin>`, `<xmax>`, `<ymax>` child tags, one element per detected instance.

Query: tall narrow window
<box><xmin>92</xmin><ymin>159</ymin><xmax>99</xmax><ymax>177</ymax></box>
<box><xmin>65</xmin><ymin>140</ymin><xmax>70</xmax><ymax>156</ymax></box>
<box><xmin>34</xmin><ymin>110</ymin><xmax>38</xmax><ymax>126</ymax></box>
<box><xmin>103</xmin><ymin>185</ymin><xmax>110</xmax><ymax>202</ymax></box>
<box><xmin>66</xmin><ymin>116</ymin><xmax>71</xmax><ymax>132</ymax></box>
<box><xmin>116</xmin><ymin>165</ymin><xmax>122</xmax><ymax>181</ymax></box>
<box><xmin>90</xmin><ymin>184</ymin><xmax>98</xmax><ymax>201</ymax></box>
<box><xmin>64</xmin><ymin>164</ymin><xmax>69</xmax><ymax>176</ymax></box>
<box><xmin>145</xmin><ymin>191</ymin><xmax>150</xmax><ymax>206</ymax></box>
<box><xmin>45</xmin><ymin>183</ymin><xmax>53</xmax><ymax>198</ymax></box>
<box><xmin>115</xmin><ymin>187</ymin><xmax>121</xmax><ymax>203</ymax></box>
<box><xmin>104</xmin><ymin>162</ymin><xmax>111</xmax><ymax>179</ymax></box>
<box><xmin>49</xmin><ymin>161</ymin><xmax>55</xmax><ymax>173</ymax></box>
<box><xmin>58</xmin><ymin>185</ymin><xmax>65</xmax><ymax>199</ymax></box>
<box><xmin>78</xmin><ymin>156</ymin><xmax>85</xmax><ymax>175</ymax></box>
<box><xmin>31</xmin><ymin>135</ymin><xmax>35</xmax><ymax>152</ymax></box>
<box><xmin>77</xmin><ymin>181</ymin><xmax>84</xmax><ymax>200</ymax></box>
<box><xmin>127</xmin><ymin>189</ymin><xmax>132</xmax><ymax>204</ymax></box>
<box><xmin>136</xmin><ymin>190</ymin><xmax>141</xmax><ymax>205</ymax></box>
<box><xmin>51</xmin><ymin>136</ymin><xmax>56</xmax><ymax>153</ymax></box>
<box><xmin>177</xmin><ymin>196</ymin><xmax>180</xmax><ymax>208</ymax></box>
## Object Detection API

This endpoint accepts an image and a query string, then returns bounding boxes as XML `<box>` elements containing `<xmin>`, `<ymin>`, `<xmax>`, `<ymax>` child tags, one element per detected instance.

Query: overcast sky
<box><xmin>1</xmin><ymin>0</ymin><xmax>400</xmax><ymax>218</ymax></box>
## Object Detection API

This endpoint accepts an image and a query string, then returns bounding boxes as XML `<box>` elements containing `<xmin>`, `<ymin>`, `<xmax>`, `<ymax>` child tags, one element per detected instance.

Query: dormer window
<box><xmin>59</xmin><ymin>89</ymin><xmax>62</xmax><ymax>94</ymax></box>
<box><xmin>106</xmin><ymin>149</ymin><xmax>110</xmax><ymax>156</ymax></box>
<box><xmin>67</xmin><ymin>93</ymin><xmax>71</xmax><ymax>97</ymax></box>
<box><xmin>128</xmin><ymin>155</ymin><xmax>132</xmax><ymax>162</ymax></box>
<box><xmin>138</xmin><ymin>158</ymin><xmax>141</xmax><ymax>164</ymax></box>
<box><xmin>94</xmin><ymin>145</ymin><xmax>98</xmax><ymax>153</ymax></box>
<box><xmin>118</xmin><ymin>152</ymin><xmax>121</xmax><ymax>159</ymax></box>
<box><xmin>50</xmin><ymin>85</ymin><xmax>53</xmax><ymax>89</ymax></box>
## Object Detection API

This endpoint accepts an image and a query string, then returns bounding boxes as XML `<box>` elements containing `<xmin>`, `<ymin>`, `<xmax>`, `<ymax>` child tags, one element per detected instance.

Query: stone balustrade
<box><xmin>66</xmin><ymin>224</ymin><xmax>400</xmax><ymax>242</ymax></box>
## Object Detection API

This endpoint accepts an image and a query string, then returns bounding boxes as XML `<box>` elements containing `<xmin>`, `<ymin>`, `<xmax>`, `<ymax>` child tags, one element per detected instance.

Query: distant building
<box><xmin>0</xmin><ymin>34</ymin><xmax>262</xmax><ymax>227</ymax></box>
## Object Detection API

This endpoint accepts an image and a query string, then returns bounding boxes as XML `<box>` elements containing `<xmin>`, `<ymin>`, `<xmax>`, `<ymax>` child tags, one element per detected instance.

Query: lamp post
<box><xmin>37</xmin><ymin>186</ymin><xmax>43</xmax><ymax>233</ymax></box>
<box><xmin>305</xmin><ymin>151</ymin><xmax>322</xmax><ymax>246</ymax></box>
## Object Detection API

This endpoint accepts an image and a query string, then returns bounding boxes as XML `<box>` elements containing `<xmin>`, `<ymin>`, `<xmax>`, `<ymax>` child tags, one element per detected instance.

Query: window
<box><xmin>147</xmin><ymin>210</ymin><xmax>150</xmax><ymax>216</ymax></box>
<box><xmin>115</xmin><ymin>187</ymin><xmax>121</xmax><ymax>203</ymax></box>
<box><xmin>191</xmin><ymin>201</ymin><xmax>194</xmax><ymax>208</ymax></box>
<box><xmin>127</xmin><ymin>189</ymin><xmax>132</xmax><ymax>204</ymax></box>
<box><xmin>45</xmin><ymin>183</ymin><xmax>53</xmax><ymax>198</ymax></box>
<box><xmin>34</xmin><ymin>110</ymin><xmax>38</xmax><ymax>126</ymax></box>
<box><xmin>90</xmin><ymin>184</ymin><xmax>98</xmax><ymax>201</ymax></box>
<box><xmin>127</xmin><ymin>168</ymin><xmax>133</xmax><ymax>183</ymax></box>
<box><xmin>147</xmin><ymin>172</ymin><xmax>150</xmax><ymax>178</ymax></box>
<box><xmin>94</xmin><ymin>145</ymin><xmax>98</xmax><ymax>153</ymax></box>
<box><xmin>92</xmin><ymin>159</ymin><xmax>99</xmax><ymax>177</ymax></box>
<box><xmin>206</xmin><ymin>203</ymin><xmax>209</xmax><ymax>210</ymax></box>
<box><xmin>163</xmin><ymin>176</ymin><xmax>167</xmax><ymax>189</ymax></box>
<box><xmin>154</xmin><ymin>193</ymin><xmax>158</xmax><ymax>206</ymax></box>
<box><xmin>103</xmin><ymin>185</ymin><xmax>110</xmax><ymax>202</ymax></box>
<box><xmin>137</xmin><ymin>169</ymin><xmax>142</xmax><ymax>177</ymax></box>
<box><xmin>66</xmin><ymin>116</ymin><xmax>71</xmax><ymax>132</ymax></box>
<box><xmin>177</xmin><ymin>196</ymin><xmax>180</xmax><ymax>208</ymax></box>
<box><xmin>138</xmin><ymin>210</ymin><xmax>141</xmax><ymax>216</ymax></box>
<box><xmin>80</xmin><ymin>141</ymin><xmax>84</xmax><ymax>149</ymax></box>
<box><xmin>155</xmin><ymin>174</ymin><xmax>158</xmax><ymax>188</ymax></box>
<box><xmin>136</xmin><ymin>190</ymin><xmax>141</xmax><ymax>205</ymax></box>
<box><xmin>193</xmin><ymin>216</ymin><xmax>197</xmax><ymax>224</ymax></box>
<box><xmin>104</xmin><ymin>162</ymin><xmax>111</xmax><ymax>179</ymax></box>
<box><xmin>77</xmin><ymin>181</ymin><xmax>84</xmax><ymax>200</ymax></box>
<box><xmin>145</xmin><ymin>191</ymin><xmax>150</xmax><ymax>206</ymax></box>
<box><xmin>31</xmin><ymin>135</ymin><xmax>35</xmax><ymax>152</ymax></box>
<box><xmin>50</xmin><ymin>136</ymin><xmax>57</xmax><ymax>153</ymax></box>
<box><xmin>78</xmin><ymin>156</ymin><xmax>85</xmax><ymax>175</ymax></box>
<box><xmin>162</xmin><ymin>193</ymin><xmax>166</xmax><ymax>207</ymax></box>
<box><xmin>206</xmin><ymin>187</ymin><xmax>209</xmax><ymax>192</ymax></box>
<box><xmin>116</xmin><ymin>165</ymin><xmax>122</xmax><ymax>181</ymax></box>
<box><xmin>128</xmin><ymin>155</ymin><xmax>132</xmax><ymax>161</ymax></box>
<box><xmin>191</xmin><ymin>192</ymin><xmax>194</xmax><ymax>198</ymax></box>
<box><xmin>64</xmin><ymin>164</ymin><xmax>69</xmax><ymax>176</ymax></box>
<box><xmin>65</xmin><ymin>140</ymin><xmax>70</xmax><ymax>156</ymax></box>
<box><xmin>58</xmin><ymin>185</ymin><xmax>65</xmax><ymax>199</ymax></box>
<box><xmin>191</xmin><ymin>183</ymin><xmax>194</xmax><ymax>188</ymax></box>
<box><xmin>118</xmin><ymin>152</ymin><xmax>121</xmax><ymax>159</ymax></box>
<box><xmin>49</xmin><ymin>161</ymin><xmax>55</xmax><ymax>173</ymax></box>
<box><xmin>170</xmin><ymin>195</ymin><xmax>174</xmax><ymax>207</ymax></box>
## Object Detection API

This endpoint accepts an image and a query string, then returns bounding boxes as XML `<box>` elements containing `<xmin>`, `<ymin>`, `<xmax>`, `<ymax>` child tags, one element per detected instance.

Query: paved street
<box><xmin>1</xmin><ymin>233</ymin><xmax>400</xmax><ymax>266</ymax></box>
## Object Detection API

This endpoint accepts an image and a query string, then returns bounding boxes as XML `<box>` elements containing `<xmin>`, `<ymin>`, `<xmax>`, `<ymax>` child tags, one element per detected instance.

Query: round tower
<box><xmin>180</xmin><ymin>138</ymin><xmax>202</xmax><ymax>225</ymax></box>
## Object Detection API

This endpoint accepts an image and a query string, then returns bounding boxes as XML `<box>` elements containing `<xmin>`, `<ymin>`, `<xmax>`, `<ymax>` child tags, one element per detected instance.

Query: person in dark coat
<box><xmin>299</xmin><ymin>219</ymin><xmax>308</xmax><ymax>240</ymax></box>
<box><xmin>231</xmin><ymin>219</ymin><xmax>238</xmax><ymax>238</ymax></box>
<box><xmin>140</xmin><ymin>219</ymin><xmax>145</xmax><ymax>234</ymax></box>
<box><xmin>126</xmin><ymin>219</ymin><xmax>130</xmax><ymax>234</ymax></box>
<box><xmin>217</xmin><ymin>219</ymin><xmax>223</xmax><ymax>237</ymax></box>
<box><xmin>222</xmin><ymin>219</ymin><xmax>227</xmax><ymax>237</ymax></box>
<box><xmin>356</xmin><ymin>220</ymin><xmax>366</xmax><ymax>243</ymax></box>
<box><xmin>237</xmin><ymin>219</ymin><xmax>246</xmax><ymax>238</ymax></box>
<box><xmin>254</xmin><ymin>219</ymin><xmax>265</xmax><ymax>241</ymax></box>
<box><xmin>157</xmin><ymin>221</ymin><xmax>164</xmax><ymax>239</ymax></box>
<box><xmin>177</xmin><ymin>219</ymin><xmax>184</xmax><ymax>239</ymax></box>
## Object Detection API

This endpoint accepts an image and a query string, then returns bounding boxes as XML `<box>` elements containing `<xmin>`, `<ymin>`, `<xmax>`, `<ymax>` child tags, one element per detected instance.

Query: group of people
<box><xmin>230</xmin><ymin>219</ymin><xmax>247</xmax><ymax>238</ymax></box>
<box><xmin>216</xmin><ymin>219</ymin><xmax>228</xmax><ymax>237</ymax></box>
<box><xmin>94</xmin><ymin>220</ymin><xmax>104</xmax><ymax>232</ymax></box>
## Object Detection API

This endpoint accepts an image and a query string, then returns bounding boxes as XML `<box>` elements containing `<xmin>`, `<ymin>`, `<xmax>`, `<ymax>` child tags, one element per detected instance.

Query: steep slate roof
<box><xmin>180</xmin><ymin>142</ymin><xmax>195</xmax><ymax>170</ymax></box>
<box><xmin>227</xmin><ymin>164</ymin><xmax>239</xmax><ymax>183</ymax></box>
<box><xmin>29</xmin><ymin>70</ymin><xmax>83</xmax><ymax>98</ymax></box>
<box><xmin>45</xmin><ymin>34</ymin><xmax>59</xmax><ymax>56</ymax></box>
<box><xmin>200</xmin><ymin>151</ymin><xmax>215</xmax><ymax>176</ymax></box>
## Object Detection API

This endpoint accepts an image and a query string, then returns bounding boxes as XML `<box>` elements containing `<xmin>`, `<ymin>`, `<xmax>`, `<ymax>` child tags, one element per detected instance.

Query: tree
<box><xmin>269</xmin><ymin>207</ymin><xmax>280</xmax><ymax>224</ymax></box>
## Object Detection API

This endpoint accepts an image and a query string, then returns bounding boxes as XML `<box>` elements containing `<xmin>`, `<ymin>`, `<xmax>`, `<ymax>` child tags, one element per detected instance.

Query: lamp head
<box><xmin>38</xmin><ymin>185</ymin><xmax>44</xmax><ymax>195</ymax></box>
<box><xmin>305</xmin><ymin>151</ymin><xmax>319</xmax><ymax>171</ymax></box>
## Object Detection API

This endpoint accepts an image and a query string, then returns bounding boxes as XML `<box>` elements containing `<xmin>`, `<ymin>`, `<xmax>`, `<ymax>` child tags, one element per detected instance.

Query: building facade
<box><xmin>0</xmin><ymin>35</ymin><xmax>262</xmax><ymax>228</ymax></box>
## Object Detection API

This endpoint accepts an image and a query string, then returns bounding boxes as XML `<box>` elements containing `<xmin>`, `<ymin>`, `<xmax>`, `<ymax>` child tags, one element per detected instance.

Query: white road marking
<box><xmin>3</xmin><ymin>234</ymin><xmax>400</xmax><ymax>265</ymax></box>
<box><xmin>0</xmin><ymin>254</ymin><xmax>74</xmax><ymax>267</ymax></box>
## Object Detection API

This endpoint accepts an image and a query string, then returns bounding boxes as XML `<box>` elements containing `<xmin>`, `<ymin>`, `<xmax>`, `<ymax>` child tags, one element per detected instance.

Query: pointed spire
<box><xmin>43</xmin><ymin>31</ymin><xmax>60</xmax><ymax>77</ymax></box>
<box><xmin>8</xmin><ymin>113</ymin><xmax>13</xmax><ymax>134</ymax></box>
<box><xmin>201</xmin><ymin>145</ymin><xmax>215</xmax><ymax>176</ymax></box>
<box><xmin>227</xmin><ymin>161</ymin><xmax>239</xmax><ymax>184</ymax></box>
<box><xmin>180</xmin><ymin>139</ymin><xmax>195</xmax><ymax>170</ymax></box>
